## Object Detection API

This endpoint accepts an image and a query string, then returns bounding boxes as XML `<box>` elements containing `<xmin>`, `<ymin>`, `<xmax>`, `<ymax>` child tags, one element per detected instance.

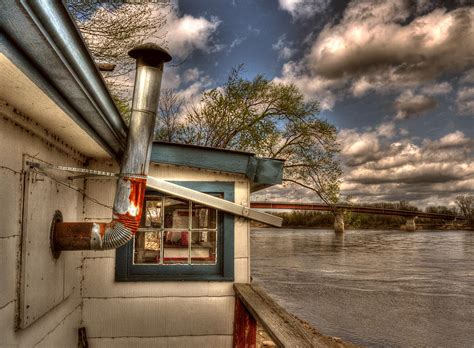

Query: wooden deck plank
<box><xmin>234</xmin><ymin>283</ymin><xmax>317</xmax><ymax>347</ymax></box>
<box><xmin>234</xmin><ymin>283</ymin><xmax>353</xmax><ymax>348</ymax></box>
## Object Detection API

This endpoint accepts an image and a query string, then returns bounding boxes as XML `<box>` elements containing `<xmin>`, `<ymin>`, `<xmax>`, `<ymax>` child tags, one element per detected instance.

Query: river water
<box><xmin>250</xmin><ymin>228</ymin><xmax>474</xmax><ymax>347</ymax></box>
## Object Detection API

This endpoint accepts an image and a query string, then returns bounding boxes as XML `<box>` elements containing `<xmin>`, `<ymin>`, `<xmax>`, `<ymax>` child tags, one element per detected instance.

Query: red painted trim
<box><xmin>233</xmin><ymin>297</ymin><xmax>256</xmax><ymax>348</ymax></box>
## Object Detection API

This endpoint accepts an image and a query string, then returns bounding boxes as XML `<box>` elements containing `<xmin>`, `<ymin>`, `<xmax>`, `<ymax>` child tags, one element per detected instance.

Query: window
<box><xmin>115</xmin><ymin>181</ymin><xmax>234</xmax><ymax>281</ymax></box>
<box><xmin>134</xmin><ymin>196</ymin><xmax>218</xmax><ymax>265</ymax></box>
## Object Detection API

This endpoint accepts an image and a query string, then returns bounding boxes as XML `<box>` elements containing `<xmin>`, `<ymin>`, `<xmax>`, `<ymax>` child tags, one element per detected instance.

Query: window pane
<box><xmin>134</xmin><ymin>230</ymin><xmax>161</xmax><ymax>264</ymax></box>
<box><xmin>191</xmin><ymin>231</ymin><xmax>217</xmax><ymax>264</ymax></box>
<box><xmin>143</xmin><ymin>198</ymin><xmax>162</xmax><ymax>228</ymax></box>
<box><xmin>192</xmin><ymin>203</ymin><xmax>217</xmax><ymax>229</ymax></box>
<box><xmin>163</xmin><ymin>231</ymin><xmax>190</xmax><ymax>264</ymax></box>
<box><xmin>164</xmin><ymin>197</ymin><xmax>189</xmax><ymax>229</ymax></box>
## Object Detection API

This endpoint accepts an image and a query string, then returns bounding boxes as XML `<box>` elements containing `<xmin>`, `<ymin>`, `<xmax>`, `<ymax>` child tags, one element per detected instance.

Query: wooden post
<box><xmin>233</xmin><ymin>297</ymin><xmax>257</xmax><ymax>348</ymax></box>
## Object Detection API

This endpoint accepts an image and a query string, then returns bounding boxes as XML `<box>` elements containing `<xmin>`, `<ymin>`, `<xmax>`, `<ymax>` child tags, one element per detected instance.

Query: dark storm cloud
<box><xmin>309</xmin><ymin>2</ymin><xmax>474</xmax><ymax>86</ymax></box>
<box><xmin>349</xmin><ymin>169</ymin><xmax>463</xmax><ymax>185</ymax></box>
<box><xmin>277</xmin><ymin>0</ymin><xmax>474</xmax><ymax>106</ymax></box>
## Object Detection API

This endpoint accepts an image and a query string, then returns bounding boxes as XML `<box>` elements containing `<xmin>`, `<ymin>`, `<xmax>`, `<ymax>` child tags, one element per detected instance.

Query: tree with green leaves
<box><xmin>156</xmin><ymin>67</ymin><xmax>342</xmax><ymax>207</ymax></box>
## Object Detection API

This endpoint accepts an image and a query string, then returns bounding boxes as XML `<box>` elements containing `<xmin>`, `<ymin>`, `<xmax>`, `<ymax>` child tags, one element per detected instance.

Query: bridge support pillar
<box><xmin>405</xmin><ymin>217</ymin><xmax>416</xmax><ymax>232</ymax></box>
<box><xmin>334</xmin><ymin>212</ymin><xmax>344</xmax><ymax>233</ymax></box>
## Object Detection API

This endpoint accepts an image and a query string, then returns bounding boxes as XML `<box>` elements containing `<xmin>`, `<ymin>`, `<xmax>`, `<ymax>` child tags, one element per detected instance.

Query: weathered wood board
<box><xmin>234</xmin><ymin>283</ymin><xmax>352</xmax><ymax>348</ymax></box>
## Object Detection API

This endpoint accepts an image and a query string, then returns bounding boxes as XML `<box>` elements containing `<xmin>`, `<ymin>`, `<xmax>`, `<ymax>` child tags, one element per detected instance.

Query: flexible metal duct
<box><xmin>53</xmin><ymin>44</ymin><xmax>171</xmax><ymax>251</ymax></box>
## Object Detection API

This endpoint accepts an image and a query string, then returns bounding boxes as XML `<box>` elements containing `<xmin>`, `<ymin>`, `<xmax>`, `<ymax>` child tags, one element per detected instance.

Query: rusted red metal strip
<box><xmin>233</xmin><ymin>297</ymin><xmax>257</xmax><ymax>348</ymax></box>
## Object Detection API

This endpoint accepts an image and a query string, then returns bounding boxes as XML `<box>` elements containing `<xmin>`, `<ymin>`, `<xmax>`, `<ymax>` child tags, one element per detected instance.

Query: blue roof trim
<box><xmin>0</xmin><ymin>0</ymin><xmax>127</xmax><ymax>159</ymax></box>
<box><xmin>150</xmin><ymin>142</ymin><xmax>284</xmax><ymax>190</ymax></box>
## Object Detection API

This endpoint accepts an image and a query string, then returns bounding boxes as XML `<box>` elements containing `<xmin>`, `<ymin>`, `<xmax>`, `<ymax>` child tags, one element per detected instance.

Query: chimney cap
<box><xmin>128</xmin><ymin>43</ymin><xmax>172</xmax><ymax>66</ymax></box>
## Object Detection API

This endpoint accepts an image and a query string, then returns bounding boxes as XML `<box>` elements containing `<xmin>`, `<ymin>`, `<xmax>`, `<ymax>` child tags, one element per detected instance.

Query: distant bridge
<box><xmin>250</xmin><ymin>201</ymin><xmax>464</xmax><ymax>232</ymax></box>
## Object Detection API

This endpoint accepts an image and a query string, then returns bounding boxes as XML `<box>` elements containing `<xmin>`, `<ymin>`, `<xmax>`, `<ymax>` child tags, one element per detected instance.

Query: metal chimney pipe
<box><xmin>53</xmin><ymin>44</ymin><xmax>171</xmax><ymax>252</ymax></box>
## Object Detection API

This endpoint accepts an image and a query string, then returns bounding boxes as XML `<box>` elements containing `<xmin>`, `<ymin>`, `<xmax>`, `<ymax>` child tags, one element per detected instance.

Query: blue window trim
<box><xmin>115</xmin><ymin>181</ymin><xmax>235</xmax><ymax>282</ymax></box>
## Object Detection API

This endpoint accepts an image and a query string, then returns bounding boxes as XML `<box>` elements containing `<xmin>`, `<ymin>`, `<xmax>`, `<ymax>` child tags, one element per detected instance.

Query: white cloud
<box><xmin>376</xmin><ymin>121</ymin><xmax>396</xmax><ymax>138</ymax></box>
<box><xmin>182</xmin><ymin>68</ymin><xmax>200</xmax><ymax>83</ymax></box>
<box><xmin>161</xmin><ymin>66</ymin><xmax>182</xmax><ymax>90</ymax></box>
<box><xmin>278</xmin><ymin>0</ymin><xmax>331</xmax><ymax>19</ymax></box>
<box><xmin>421</xmin><ymin>82</ymin><xmax>453</xmax><ymax>96</ymax></box>
<box><xmin>460</xmin><ymin>69</ymin><xmax>474</xmax><ymax>84</ymax></box>
<box><xmin>228</xmin><ymin>36</ymin><xmax>246</xmax><ymax>51</ymax></box>
<box><xmin>456</xmin><ymin>87</ymin><xmax>474</xmax><ymax>115</ymax></box>
<box><xmin>224</xmin><ymin>25</ymin><xmax>261</xmax><ymax>53</ymax></box>
<box><xmin>394</xmin><ymin>90</ymin><xmax>438</xmax><ymax>120</ymax></box>
<box><xmin>437</xmin><ymin>130</ymin><xmax>471</xmax><ymax>147</ymax></box>
<box><xmin>165</xmin><ymin>13</ymin><xmax>221</xmax><ymax>58</ymax></box>
<box><xmin>274</xmin><ymin>61</ymin><xmax>340</xmax><ymax>109</ymax></box>
<box><xmin>338</xmin><ymin>126</ymin><xmax>474</xmax><ymax>206</ymax></box>
<box><xmin>272</xmin><ymin>35</ymin><xmax>297</xmax><ymax>60</ymax></box>
<box><xmin>256</xmin><ymin>128</ymin><xmax>474</xmax><ymax>207</ymax></box>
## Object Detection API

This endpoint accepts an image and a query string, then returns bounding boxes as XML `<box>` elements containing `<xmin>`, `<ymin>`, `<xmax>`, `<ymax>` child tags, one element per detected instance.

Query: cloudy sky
<box><xmin>158</xmin><ymin>0</ymin><xmax>473</xmax><ymax>208</ymax></box>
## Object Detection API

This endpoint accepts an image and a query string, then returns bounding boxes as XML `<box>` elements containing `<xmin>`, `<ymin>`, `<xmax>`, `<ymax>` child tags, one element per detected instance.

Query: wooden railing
<box><xmin>233</xmin><ymin>283</ymin><xmax>354</xmax><ymax>347</ymax></box>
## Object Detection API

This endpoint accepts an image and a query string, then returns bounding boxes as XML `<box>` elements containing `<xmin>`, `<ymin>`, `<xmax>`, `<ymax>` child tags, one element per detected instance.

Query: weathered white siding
<box><xmin>81</xmin><ymin>163</ymin><xmax>251</xmax><ymax>347</ymax></box>
<box><xmin>0</xmin><ymin>101</ymin><xmax>83</xmax><ymax>347</ymax></box>
<box><xmin>1</xmin><ymin>97</ymin><xmax>251</xmax><ymax>346</ymax></box>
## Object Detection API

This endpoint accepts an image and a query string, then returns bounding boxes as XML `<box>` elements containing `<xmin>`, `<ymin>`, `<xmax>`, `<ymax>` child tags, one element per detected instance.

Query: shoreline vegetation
<box><xmin>252</xmin><ymin>210</ymin><xmax>473</xmax><ymax>230</ymax></box>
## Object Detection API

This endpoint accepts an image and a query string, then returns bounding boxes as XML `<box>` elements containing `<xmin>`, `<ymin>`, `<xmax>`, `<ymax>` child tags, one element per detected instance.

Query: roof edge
<box><xmin>17</xmin><ymin>0</ymin><xmax>127</xmax><ymax>158</ymax></box>
<box><xmin>151</xmin><ymin>142</ymin><xmax>284</xmax><ymax>188</ymax></box>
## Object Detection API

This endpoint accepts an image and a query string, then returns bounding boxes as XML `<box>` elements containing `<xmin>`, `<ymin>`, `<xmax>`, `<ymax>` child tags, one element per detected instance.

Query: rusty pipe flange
<box><xmin>50</xmin><ymin>210</ymin><xmax>63</xmax><ymax>259</ymax></box>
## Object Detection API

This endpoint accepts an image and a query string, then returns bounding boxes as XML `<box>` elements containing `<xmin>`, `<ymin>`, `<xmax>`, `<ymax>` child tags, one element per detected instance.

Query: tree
<box><xmin>67</xmin><ymin>1</ymin><xmax>169</xmax><ymax>119</ymax></box>
<box><xmin>456</xmin><ymin>195</ymin><xmax>473</xmax><ymax>225</ymax></box>
<box><xmin>156</xmin><ymin>89</ymin><xmax>185</xmax><ymax>142</ymax></box>
<box><xmin>155</xmin><ymin>67</ymin><xmax>342</xmax><ymax>207</ymax></box>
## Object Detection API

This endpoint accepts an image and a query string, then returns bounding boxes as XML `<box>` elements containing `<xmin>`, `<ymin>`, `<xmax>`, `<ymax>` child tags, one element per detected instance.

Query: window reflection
<box><xmin>134</xmin><ymin>230</ymin><xmax>161</xmax><ymax>264</ymax></box>
<box><xmin>191</xmin><ymin>231</ymin><xmax>217</xmax><ymax>264</ymax></box>
<box><xmin>164</xmin><ymin>197</ymin><xmax>189</xmax><ymax>229</ymax></box>
<box><xmin>134</xmin><ymin>195</ymin><xmax>219</xmax><ymax>265</ymax></box>
<box><xmin>144</xmin><ymin>198</ymin><xmax>162</xmax><ymax>228</ymax></box>
<box><xmin>192</xmin><ymin>203</ymin><xmax>217</xmax><ymax>229</ymax></box>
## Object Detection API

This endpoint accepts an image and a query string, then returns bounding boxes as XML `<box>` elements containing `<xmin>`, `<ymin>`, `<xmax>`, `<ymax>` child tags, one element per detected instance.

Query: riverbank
<box><xmin>252</xmin><ymin>221</ymin><xmax>472</xmax><ymax>230</ymax></box>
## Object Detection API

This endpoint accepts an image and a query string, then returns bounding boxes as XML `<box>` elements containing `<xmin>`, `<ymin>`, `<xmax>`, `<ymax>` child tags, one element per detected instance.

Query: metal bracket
<box><xmin>26</xmin><ymin>161</ymin><xmax>118</xmax><ymax>179</ymax></box>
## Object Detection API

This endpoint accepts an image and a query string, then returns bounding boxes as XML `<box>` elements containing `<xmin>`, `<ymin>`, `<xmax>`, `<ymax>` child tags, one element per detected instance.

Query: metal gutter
<box><xmin>0</xmin><ymin>0</ymin><xmax>127</xmax><ymax>159</ymax></box>
<box><xmin>0</xmin><ymin>33</ymin><xmax>117</xmax><ymax>158</ymax></box>
<box><xmin>146</xmin><ymin>176</ymin><xmax>283</xmax><ymax>227</ymax></box>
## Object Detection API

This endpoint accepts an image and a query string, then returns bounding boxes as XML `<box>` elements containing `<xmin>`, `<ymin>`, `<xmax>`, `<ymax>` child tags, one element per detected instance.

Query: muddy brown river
<box><xmin>250</xmin><ymin>228</ymin><xmax>474</xmax><ymax>347</ymax></box>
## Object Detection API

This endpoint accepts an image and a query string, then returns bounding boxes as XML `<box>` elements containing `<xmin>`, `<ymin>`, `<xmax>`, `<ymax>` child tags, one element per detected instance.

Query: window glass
<box><xmin>134</xmin><ymin>230</ymin><xmax>161</xmax><ymax>264</ymax></box>
<box><xmin>144</xmin><ymin>198</ymin><xmax>162</xmax><ymax>228</ymax></box>
<box><xmin>164</xmin><ymin>197</ymin><xmax>189</xmax><ymax>229</ymax></box>
<box><xmin>134</xmin><ymin>196</ymin><xmax>218</xmax><ymax>266</ymax></box>
<box><xmin>192</xmin><ymin>203</ymin><xmax>217</xmax><ymax>229</ymax></box>
<box><xmin>191</xmin><ymin>231</ymin><xmax>217</xmax><ymax>264</ymax></box>
<box><xmin>163</xmin><ymin>231</ymin><xmax>189</xmax><ymax>264</ymax></box>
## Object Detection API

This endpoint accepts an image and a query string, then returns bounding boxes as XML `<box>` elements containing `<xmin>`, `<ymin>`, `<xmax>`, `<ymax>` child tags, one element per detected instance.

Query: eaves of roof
<box><xmin>0</xmin><ymin>0</ymin><xmax>127</xmax><ymax>160</ymax></box>
<box><xmin>151</xmin><ymin>142</ymin><xmax>285</xmax><ymax>192</ymax></box>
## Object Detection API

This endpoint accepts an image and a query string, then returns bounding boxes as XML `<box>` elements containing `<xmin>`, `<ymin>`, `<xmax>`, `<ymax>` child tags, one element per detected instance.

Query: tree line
<box><xmin>272</xmin><ymin>196</ymin><xmax>474</xmax><ymax>229</ymax></box>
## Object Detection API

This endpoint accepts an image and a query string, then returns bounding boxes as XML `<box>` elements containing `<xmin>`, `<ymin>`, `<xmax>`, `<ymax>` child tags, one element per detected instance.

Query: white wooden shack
<box><xmin>0</xmin><ymin>2</ymin><xmax>285</xmax><ymax>347</ymax></box>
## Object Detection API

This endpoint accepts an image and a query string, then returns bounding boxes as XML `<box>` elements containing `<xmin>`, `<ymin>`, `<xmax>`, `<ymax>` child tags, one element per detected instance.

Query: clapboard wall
<box><xmin>81</xmin><ymin>162</ymin><xmax>250</xmax><ymax>347</ymax></box>
<box><xmin>0</xmin><ymin>101</ymin><xmax>83</xmax><ymax>347</ymax></box>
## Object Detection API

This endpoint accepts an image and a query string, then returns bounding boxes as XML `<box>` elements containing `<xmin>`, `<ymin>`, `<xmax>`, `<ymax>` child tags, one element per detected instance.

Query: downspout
<box><xmin>52</xmin><ymin>44</ymin><xmax>171</xmax><ymax>252</ymax></box>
